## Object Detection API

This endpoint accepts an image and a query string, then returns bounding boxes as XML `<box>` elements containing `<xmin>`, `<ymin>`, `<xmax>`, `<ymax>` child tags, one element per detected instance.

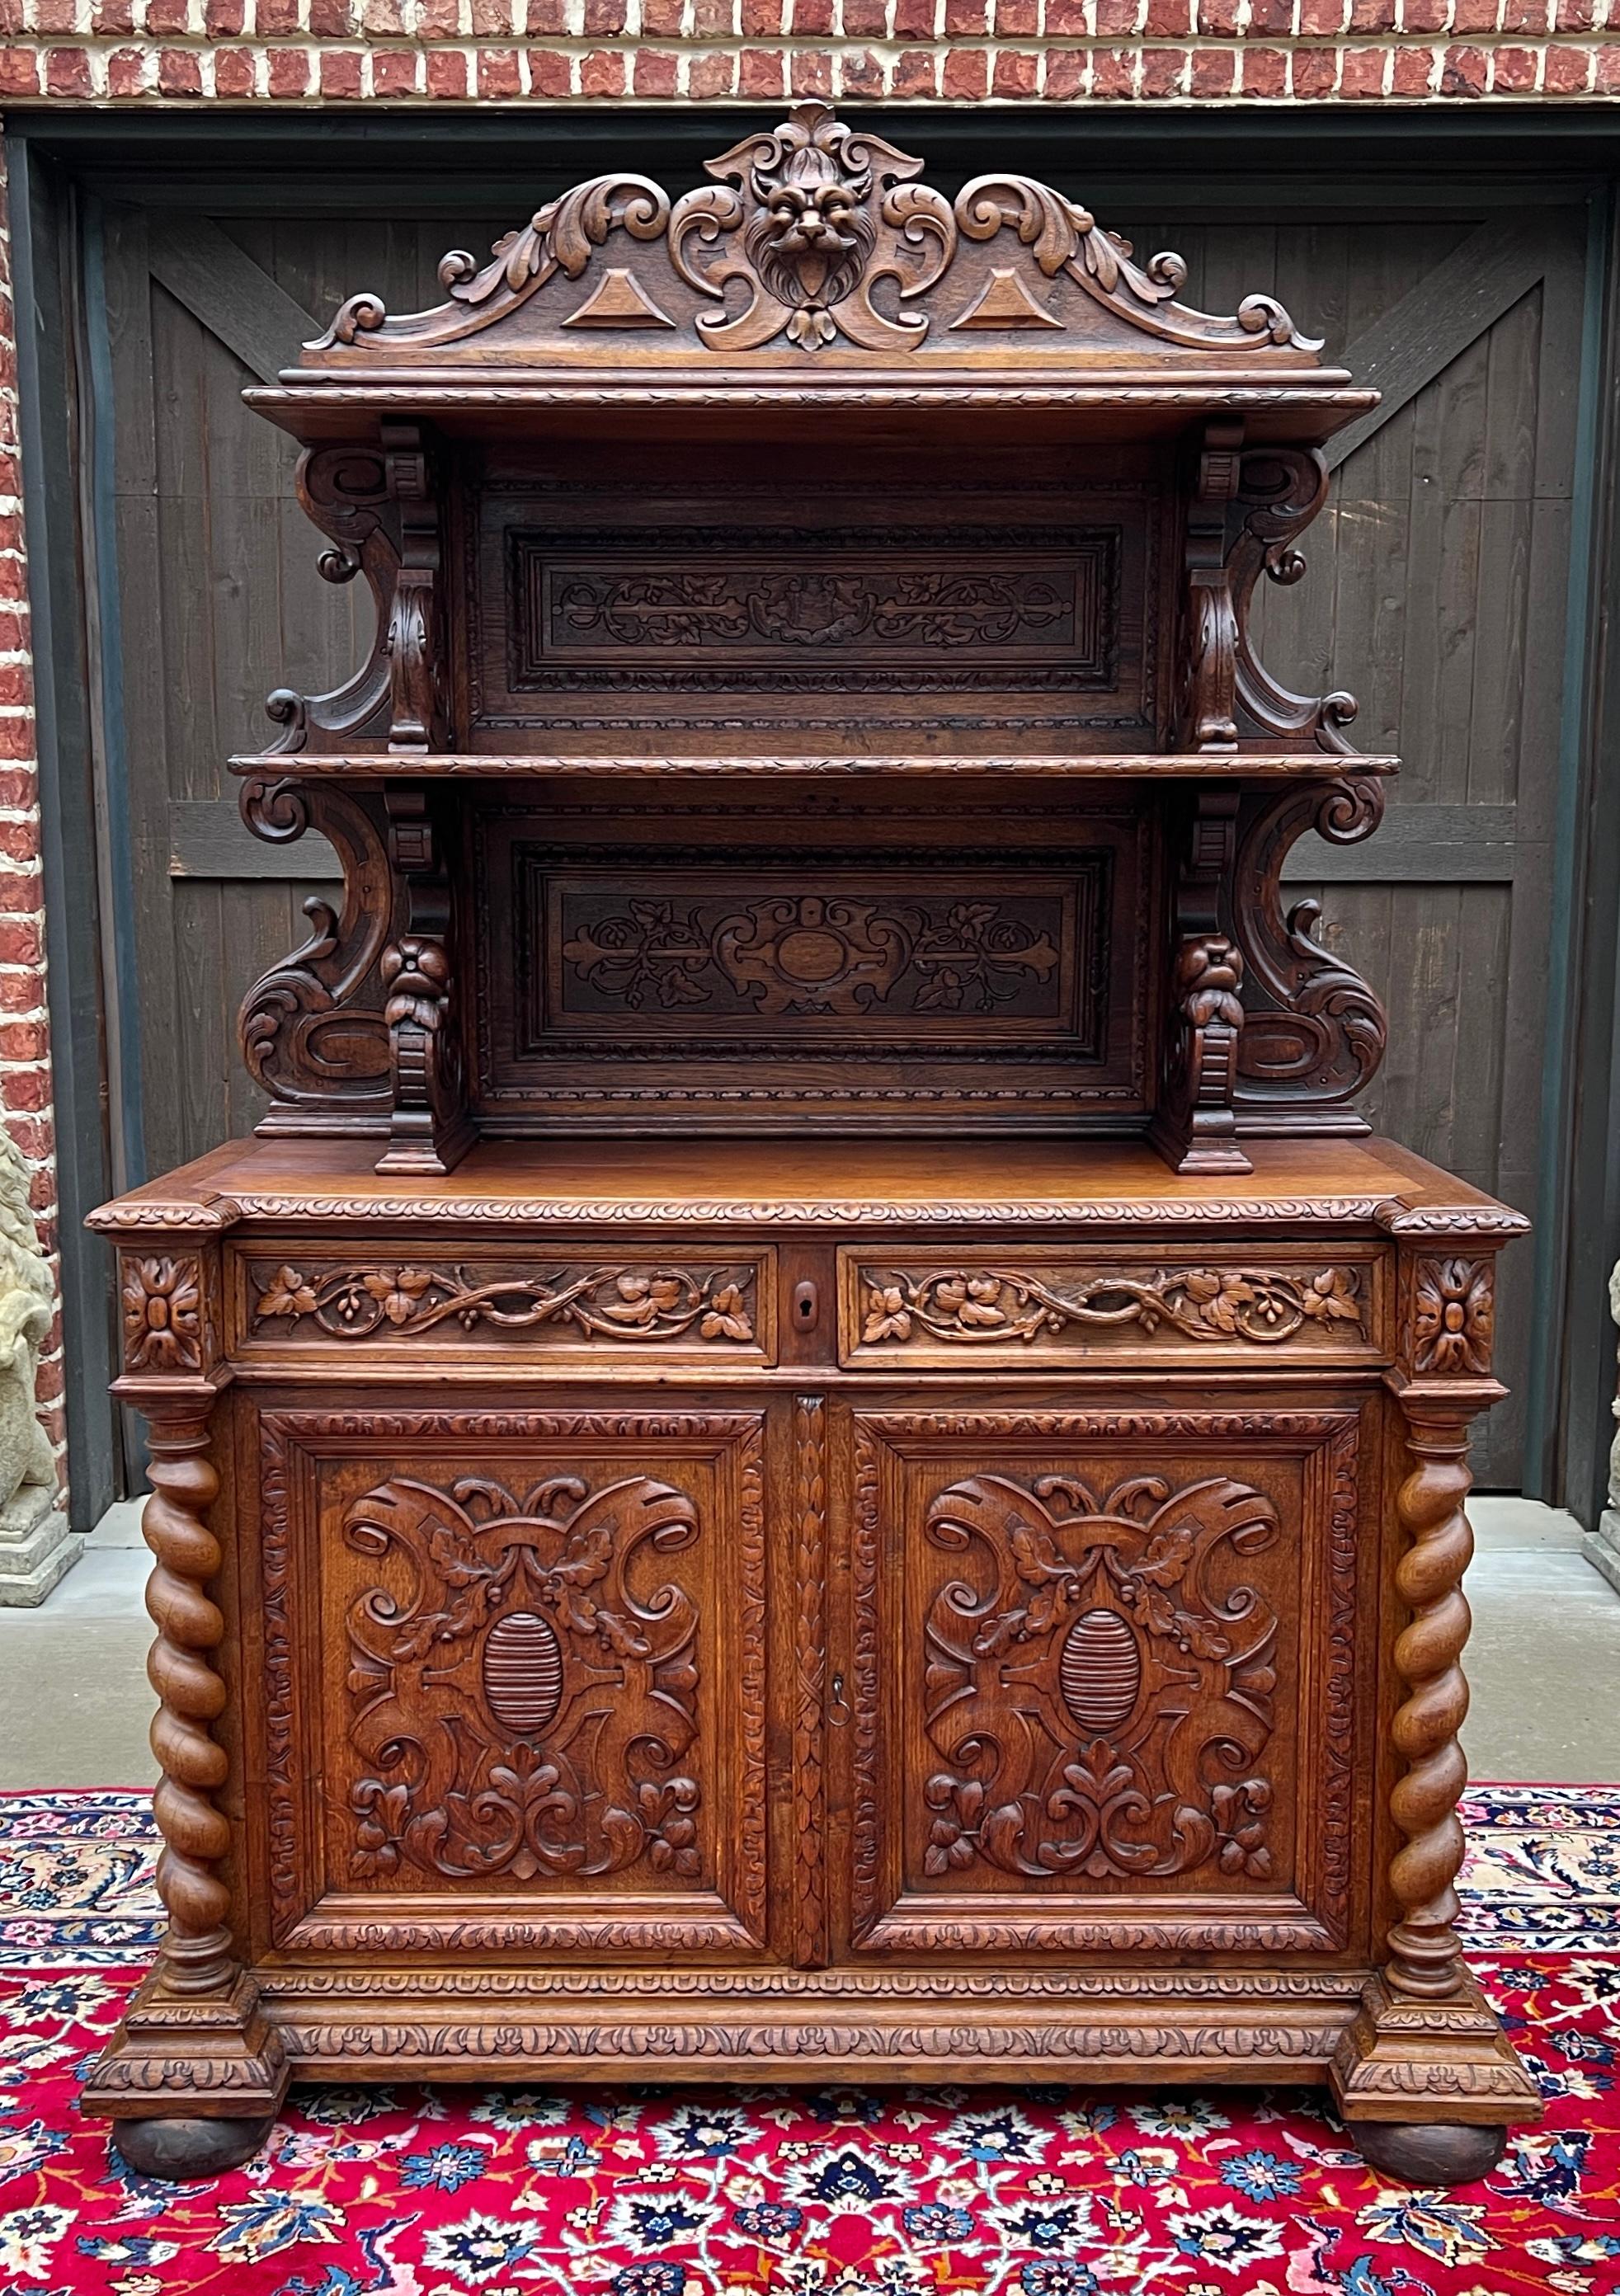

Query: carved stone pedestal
<box><xmin>0</xmin><ymin>1482</ymin><xmax>81</xmax><ymax>1607</ymax></box>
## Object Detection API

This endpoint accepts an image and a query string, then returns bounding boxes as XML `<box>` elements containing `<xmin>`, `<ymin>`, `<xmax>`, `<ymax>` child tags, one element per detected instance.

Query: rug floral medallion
<box><xmin>0</xmin><ymin>1786</ymin><xmax>1616</xmax><ymax>2296</ymax></box>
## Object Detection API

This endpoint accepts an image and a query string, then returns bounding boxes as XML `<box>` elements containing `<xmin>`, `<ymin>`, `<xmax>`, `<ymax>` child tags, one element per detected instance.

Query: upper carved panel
<box><xmin>277</xmin><ymin>106</ymin><xmax>1353</xmax><ymax>405</ymax></box>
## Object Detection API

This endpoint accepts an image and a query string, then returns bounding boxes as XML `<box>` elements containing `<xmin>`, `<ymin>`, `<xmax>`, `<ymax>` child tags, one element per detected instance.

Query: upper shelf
<box><xmin>246</xmin><ymin>105</ymin><xmax>1373</xmax><ymax>447</ymax></box>
<box><xmin>229</xmin><ymin>750</ymin><xmax>1401</xmax><ymax>783</ymax></box>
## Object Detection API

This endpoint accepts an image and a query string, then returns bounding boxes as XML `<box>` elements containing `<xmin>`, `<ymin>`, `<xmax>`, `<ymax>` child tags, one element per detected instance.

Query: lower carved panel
<box><xmin>849</xmin><ymin>1409</ymin><xmax>1362</xmax><ymax>1955</ymax></box>
<box><xmin>257</xmin><ymin>1409</ymin><xmax>768</xmax><ymax>1955</ymax></box>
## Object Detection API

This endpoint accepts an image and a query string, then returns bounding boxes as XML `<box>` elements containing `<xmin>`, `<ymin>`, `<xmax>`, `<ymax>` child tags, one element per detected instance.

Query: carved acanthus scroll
<box><xmin>308</xmin><ymin>103</ymin><xmax>1321</xmax><ymax>370</ymax></box>
<box><xmin>1180</xmin><ymin>421</ymin><xmax>1244</xmax><ymax>752</ymax></box>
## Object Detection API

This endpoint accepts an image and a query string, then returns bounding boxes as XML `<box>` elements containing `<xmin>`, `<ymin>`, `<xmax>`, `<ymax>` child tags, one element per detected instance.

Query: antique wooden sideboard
<box><xmin>82</xmin><ymin>108</ymin><xmax>1541</xmax><ymax>2184</ymax></box>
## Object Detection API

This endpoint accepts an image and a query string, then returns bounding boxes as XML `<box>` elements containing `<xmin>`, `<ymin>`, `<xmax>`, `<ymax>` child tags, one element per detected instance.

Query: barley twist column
<box><xmin>1385</xmin><ymin>1400</ymin><xmax>1474</xmax><ymax>2001</ymax></box>
<box><xmin>143</xmin><ymin>1401</ymin><xmax>234</xmax><ymax>1998</ymax></box>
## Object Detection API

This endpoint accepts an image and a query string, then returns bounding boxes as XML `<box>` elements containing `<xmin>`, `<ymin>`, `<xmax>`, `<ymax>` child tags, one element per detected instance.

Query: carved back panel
<box><xmin>465</xmin><ymin>445</ymin><xmax>1170</xmax><ymax>751</ymax></box>
<box><xmin>470</xmin><ymin>792</ymin><xmax>1151</xmax><ymax>1130</ymax></box>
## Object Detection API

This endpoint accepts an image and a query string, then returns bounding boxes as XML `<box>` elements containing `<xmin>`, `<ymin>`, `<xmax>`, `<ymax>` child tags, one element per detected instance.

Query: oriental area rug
<box><xmin>0</xmin><ymin>1786</ymin><xmax>1615</xmax><ymax>2296</ymax></box>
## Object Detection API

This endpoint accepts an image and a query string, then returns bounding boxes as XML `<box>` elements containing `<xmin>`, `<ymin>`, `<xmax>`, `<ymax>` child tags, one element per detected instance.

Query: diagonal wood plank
<box><xmin>147</xmin><ymin>214</ymin><xmax>320</xmax><ymax>384</ymax></box>
<box><xmin>1326</xmin><ymin>219</ymin><xmax>1547</xmax><ymax>470</ymax></box>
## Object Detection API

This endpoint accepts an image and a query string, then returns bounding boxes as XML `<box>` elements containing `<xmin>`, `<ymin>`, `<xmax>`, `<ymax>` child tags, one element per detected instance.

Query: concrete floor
<box><xmin>0</xmin><ymin>1493</ymin><xmax>1615</xmax><ymax>1788</ymax></box>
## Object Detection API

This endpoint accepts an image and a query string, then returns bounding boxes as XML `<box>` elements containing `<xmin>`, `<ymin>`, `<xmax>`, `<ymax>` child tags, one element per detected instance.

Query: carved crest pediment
<box><xmin>301</xmin><ymin>103</ymin><xmax>1330</xmax><ymax>383</ymax></box>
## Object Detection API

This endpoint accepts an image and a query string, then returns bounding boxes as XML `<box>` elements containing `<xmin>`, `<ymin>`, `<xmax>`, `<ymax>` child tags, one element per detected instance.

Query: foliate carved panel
<box><xmin>511</xmin><ymin>529</ymin><xmax>1118</xmax><ymax>682</ymax></box>
<box><xmin>238</xmin><ymin>1255</ymin><xmax>770</xmax><ymax>1360</ymax></box>
<box><xmin>342</xmin><ymin>1473</ymin><xmax>704</xmax><ymax>1886</ymax></box>
<box><xmin>849</xmin><ymin>1410</ymin><xmax>1362</xmax><ymax>1955</ymax></box>
<box><xmin>545</xmin><ymin>869</ymin><xmax>1088</xmax><ymax>1039</ymax></box>
<box><xmin>257</xmin><ymin>1410</ymin><xmax>767</xmax><ymax>1954</ymax></box>
<box><xmin>841</xmin><ymin>1251</ymin><xmax>1377</xmax><ymax>1367</ymax></box>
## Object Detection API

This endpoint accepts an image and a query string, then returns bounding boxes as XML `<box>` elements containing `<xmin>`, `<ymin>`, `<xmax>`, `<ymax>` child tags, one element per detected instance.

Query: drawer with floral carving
<box><xmin>229</xmin><ymin>1250</ymin><xmax>775</xmax><ymax>1366</ymax></box>
<box><xmin>838</xmin><ymin>1248</ymin><xmax>1388</xmax><ymax>1369</ymax></box>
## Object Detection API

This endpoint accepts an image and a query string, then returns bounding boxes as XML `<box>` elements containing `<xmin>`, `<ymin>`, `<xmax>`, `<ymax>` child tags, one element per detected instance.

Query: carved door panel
<box><xmin>252</xmin><ymin>1406</ymin><xmax>769</xmax><ymax>1958</ymax></box>
<box><xmin>844</xmin><ymin>1407</ymin><xmax>1367</xmax><ymax>1959</ymax></box>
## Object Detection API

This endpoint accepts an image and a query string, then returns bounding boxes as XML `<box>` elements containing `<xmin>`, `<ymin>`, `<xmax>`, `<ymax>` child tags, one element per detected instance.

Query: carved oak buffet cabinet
<box><xmin>83</xmin><ymin>108</ymin><xmax>1541</xmax><ymax>2185</ymax></box>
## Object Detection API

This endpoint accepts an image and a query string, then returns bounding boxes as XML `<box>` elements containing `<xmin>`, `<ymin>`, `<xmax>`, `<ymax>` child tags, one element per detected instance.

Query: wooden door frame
<box><xmin>10</xmin><ymin>106</ymin><xmax>1620</xmax><ymax>1519</ymax></box>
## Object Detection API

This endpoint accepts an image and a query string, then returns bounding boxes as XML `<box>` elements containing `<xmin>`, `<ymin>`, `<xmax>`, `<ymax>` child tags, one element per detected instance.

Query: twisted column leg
<box><xmin>1386</xmin><ymin>1403</ymin><xmax>1474</xmax><ymax>2001</ymax></box>
<box><xmin>1330</xmin><ymin>1383</ymin><xmax>1540</xmax><ymax>2171</ymax></box>
<box><xmin>143</xmin><ymin>1404</ymin><xmax>233</xmax><ymax>1997</ymax></box>
<box><xmin>82</xmin><ymin>1388</ymin><xmax>287</xmax><ymax>2172</ymax></box>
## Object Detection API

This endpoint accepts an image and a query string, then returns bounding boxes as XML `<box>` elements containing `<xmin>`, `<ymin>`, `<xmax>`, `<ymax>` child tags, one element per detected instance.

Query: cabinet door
<box><xmin>845</xmin><ymin>1407</ymin><xmax>1367</xmax><ymax>1958</ymax></box>
<box><xmin>252</xmin><ymin>1406</ymin><xmax>768</xmax><ymax>1957</ymax></box>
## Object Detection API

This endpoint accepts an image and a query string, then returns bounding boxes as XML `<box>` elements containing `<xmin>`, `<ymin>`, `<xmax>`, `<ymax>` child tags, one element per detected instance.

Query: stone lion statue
<box><xmin>0</xmin><ymin>1129</ymin><xmax>57</xmax><ymax>1503</ymax></box>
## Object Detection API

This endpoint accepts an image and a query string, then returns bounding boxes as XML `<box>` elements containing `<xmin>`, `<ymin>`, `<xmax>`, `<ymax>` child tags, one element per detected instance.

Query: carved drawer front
<box><xmin>257</xmin><ymin>1408</ymin><xmax>769</xmax><ymax>1957</ymax></box>
<box><xmin>233</xmin><ymin>1250</ymin><xmax>774</xmax><ymax>1365</ymax></box>
<box><xmin>846</xmin><ymin>1409</ymin><xmax>1364</xmax><ymax>1958</ymax></box>
<box><xmin>841</xmin><ymin>1249</ymin><xmax>1386</xmax><ymax>1369</ymax></box>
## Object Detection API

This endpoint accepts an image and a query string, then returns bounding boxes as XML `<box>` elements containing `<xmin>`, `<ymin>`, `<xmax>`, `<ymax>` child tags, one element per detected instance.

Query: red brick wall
<box><xmin>0</xmin><ymin>2</ymin><xmax>1614</xmax><ymax>106</ymax></box>
<box><xmin>0</xmin><ymin>146</ymin><xmax>64</xmax><ymax>1470</ymax></box>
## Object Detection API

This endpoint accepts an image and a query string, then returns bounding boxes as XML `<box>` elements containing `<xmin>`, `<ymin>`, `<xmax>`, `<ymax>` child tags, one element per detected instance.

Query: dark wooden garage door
<box><xmin>87</xmin><ymin>192</ymin><xmax>1586</xmax><ymax>1489</ymax></box>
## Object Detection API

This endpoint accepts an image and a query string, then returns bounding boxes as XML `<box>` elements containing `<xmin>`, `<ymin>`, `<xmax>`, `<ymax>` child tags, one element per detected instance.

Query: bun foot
<box><xmin>1347</xmin><ymin>2119</ymin><xmax>1508</xmax><ymax>2185</ymax></box>
<box><xmin>111</xmin><ymin>2113</ymin><xmax>275</xmax><ymax>2181</ymax></box>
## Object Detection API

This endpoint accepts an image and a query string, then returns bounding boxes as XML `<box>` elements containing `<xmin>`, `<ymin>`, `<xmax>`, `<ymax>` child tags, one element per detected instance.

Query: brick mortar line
<box><xmin>6</xmin><ymin>28</ymin><xmax>1613</xmax><ymax>39</ymax></box>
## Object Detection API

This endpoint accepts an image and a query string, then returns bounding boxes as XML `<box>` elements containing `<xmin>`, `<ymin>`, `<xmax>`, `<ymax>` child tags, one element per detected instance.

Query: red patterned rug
<box><xmin>0</xmin><ymin>1785</ymin><xmax>1616</xmax><ymax>2294</ymax></box>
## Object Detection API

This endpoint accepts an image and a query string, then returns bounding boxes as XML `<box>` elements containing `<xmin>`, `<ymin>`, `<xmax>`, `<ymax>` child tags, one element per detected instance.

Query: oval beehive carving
<box><xmin>481</xmin><ymin>1611</ymin><xmax>564</xmax><ymax>1738</ymax></box>
<box><xmin>1059</xmin><ymin>1608</ymin><xmax>1142</xmax><ymax>1734</ymax></box>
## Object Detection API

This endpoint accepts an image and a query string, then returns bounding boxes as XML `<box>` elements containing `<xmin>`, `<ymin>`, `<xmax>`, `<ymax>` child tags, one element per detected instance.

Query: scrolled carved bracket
<box><xmin>252</xmin><ymin>425</ymin><xmax>450</xmax><ymax>763</ymax></box>
<box><xmin>1230</xmin><ymin>446</ymin><xmax>1360</xmax><ymax>755</ymax></box>
<box><xmin>1225</xmin><ymin>769</ymin><xmax>1389</xmax><ymax>1132</ymax></box>
<box><xmin>236</xmin><ymin>778</ymin><xmax>398</xmax><ymax>1134</ymax></box>
<box><xmin>1179</xmin><ymin>420</ymin><xmax>1244</xmax><ymax>753</ymax></box>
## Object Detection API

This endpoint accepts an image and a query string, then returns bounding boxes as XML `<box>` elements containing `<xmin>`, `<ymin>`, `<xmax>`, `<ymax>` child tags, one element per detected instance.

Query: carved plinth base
<box><xmin>1147</xmin><ymin>1113</ymin><xmax>1255</xmax><ymax>1178</ymax></box>
<box><xmin>1328</xmin><ymin>1972</ymin><xmax>1541</xmax><ymax>2154</ymax></box>
<box><xmin>0</xmin><ymin>1484</ymin><xmax>82</xmax><ymax>1607</ymax></box>
<box><xmin>1583</xmin><ymin>1508</ymin><xmax>1620</xmax><ymax>1599</ymax></box>
<box><xmin>374</xmin><ymin>1111</ymin><xmax>475</xmax><ymax>1179</ymax></box>
<box><xmin>250</xmin><ymin>1967</ymin><xmax>1368</xmax><ymax>2086</ymax></box>
<box><xmin>81</xmin><ymin>1966</ymin><xmax>290</xmax><ymax>2159</ymax></box>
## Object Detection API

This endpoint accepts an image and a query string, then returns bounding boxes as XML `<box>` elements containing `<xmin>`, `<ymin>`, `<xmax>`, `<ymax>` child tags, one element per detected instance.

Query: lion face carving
<box><xmin>740</xmin><ymin>111</ymin><xmax>878</xmax><ymax>345</ymax></box>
